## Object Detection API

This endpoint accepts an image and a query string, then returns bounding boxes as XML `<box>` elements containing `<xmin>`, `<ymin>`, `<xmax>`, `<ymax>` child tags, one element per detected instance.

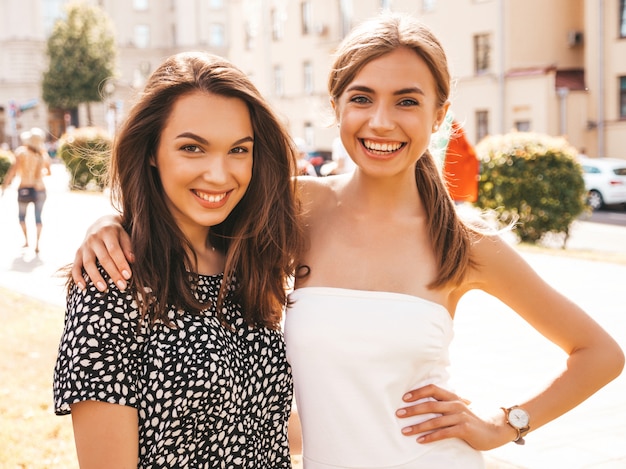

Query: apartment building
<box><xmin>1</xmin><ymin>0</ymin><xmax>625</xmax><ymax>159</ymax></box>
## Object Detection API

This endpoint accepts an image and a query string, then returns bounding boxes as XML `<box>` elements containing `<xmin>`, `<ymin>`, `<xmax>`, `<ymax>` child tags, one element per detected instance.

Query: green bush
<box><xmin>0</xmin><ymin>149</ymin><xmax>14</xmax><ymax>185</ymax></box>
<box><xmin>58</xmin><ymin>127</ymin><xmax>111</xmax><ymax>191</ymax></box>
<box><xmin>475</xmin><ymin>132</ymin><xmax>587</xmax><ymax>244</ymax></box>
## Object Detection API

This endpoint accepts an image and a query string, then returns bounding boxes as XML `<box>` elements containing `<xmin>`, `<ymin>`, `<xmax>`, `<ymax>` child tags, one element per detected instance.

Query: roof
<box><xmin>555</xmin><ymin>69</ymin><xmax>587</xmax><ymax>91</ymax></box>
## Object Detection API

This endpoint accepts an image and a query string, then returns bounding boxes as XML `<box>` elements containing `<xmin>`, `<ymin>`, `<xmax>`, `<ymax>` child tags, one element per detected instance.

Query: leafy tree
<box><xmin>42</xmin><ymin>2</ymin><xmax>117</xmax><ymax>126</ymax></box>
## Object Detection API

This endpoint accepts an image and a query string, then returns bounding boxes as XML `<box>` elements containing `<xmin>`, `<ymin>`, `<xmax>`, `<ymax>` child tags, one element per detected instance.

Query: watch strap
<box><xmin>501</xmin><ymin>406</ymin><xmax>530</xmax><ymax>445</ymax></box>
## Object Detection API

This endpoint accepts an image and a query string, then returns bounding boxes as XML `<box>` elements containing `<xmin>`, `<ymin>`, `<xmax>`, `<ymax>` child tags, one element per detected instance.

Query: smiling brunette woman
<box><xmin>53</xmin><ymin>52</ymin><xmax>302</xmax><ymax>468</ymax></box>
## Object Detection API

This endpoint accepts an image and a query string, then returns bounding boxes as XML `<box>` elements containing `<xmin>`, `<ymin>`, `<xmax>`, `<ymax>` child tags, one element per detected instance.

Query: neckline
<box><xmin>291</xmin><ymin>286</ymin><xmax>451</xmax><ymax>319</ymax></box>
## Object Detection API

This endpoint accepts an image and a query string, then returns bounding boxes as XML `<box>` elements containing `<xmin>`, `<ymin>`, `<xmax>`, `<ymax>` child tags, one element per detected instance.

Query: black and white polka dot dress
<box><xmin>53</xmin><ymin>272</ymin><xmax>293</xmax><ymax>468</ymax></box>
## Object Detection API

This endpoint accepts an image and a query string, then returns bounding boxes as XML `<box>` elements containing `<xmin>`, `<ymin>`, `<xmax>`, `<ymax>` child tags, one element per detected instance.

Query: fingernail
<box><xmin>122</xmin><ymin>270</ymin><xmax>131</xmax><ymax>280</ymax></box>
<box><xmin>403</xmin><ymin>393</ymin><xmax>412</xmax><ymax>400</ymax></box>
<box><xmin>396</xmin><ymin>409</ymin><xmax>407</xmax><ymax>416</ymax></box>
<box><xmin>96</xmin><ymin>281</ymin><xmax>106</xmax><ymax>291</ymax></box>
<box><xmin>401</xmin><ymin>427</ymin><xmax>412</xmax><ymax>434</ymax></box>
<box><xmin>116</xmin><ymin>280</ymin><xmax>127</xmax><ymax>291</ymax></box>
<box><xmin>77</xmin><ymin>282</ymin><xmax>86</xmax><ymax>292</ymax></box>
<box><xmin>417</xmin><ymin>436</ymin><xmax>426</xmax><ymax>443</ymax></box>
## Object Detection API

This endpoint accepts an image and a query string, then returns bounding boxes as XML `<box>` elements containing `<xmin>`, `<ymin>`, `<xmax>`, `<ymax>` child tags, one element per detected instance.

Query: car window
<box><xmin>582</xmin><ymin>165</ymin><xmax>600</xmax><ymax>174</ymax></box>
<box><xmin>613</xmin><ymin>167</ymin><xmax>626</xmax><ymax>176</ymax></box>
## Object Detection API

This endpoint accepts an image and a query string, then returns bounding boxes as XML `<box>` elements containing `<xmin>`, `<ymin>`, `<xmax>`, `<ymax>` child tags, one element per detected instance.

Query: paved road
<box><xmin>0</xmin><ymin>162</ymin><xmax>116</xmax><ymax>307</ymax></box>
<box><xmin>1</xmin><ymin>162</ymin><xmax>625</xmax><ymax>468</ymax></box>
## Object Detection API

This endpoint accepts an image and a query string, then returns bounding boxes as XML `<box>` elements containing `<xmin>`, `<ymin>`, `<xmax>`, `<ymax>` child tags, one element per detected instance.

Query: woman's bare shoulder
<box><xmin>463</xmin><ymin>229</ymin><xmax>535</xmax><ymax>294</ymax></box>
<box><xmin>297</xmin><ymin>175</ymin><xmax>346</xmax><ymax>204</ymax></box>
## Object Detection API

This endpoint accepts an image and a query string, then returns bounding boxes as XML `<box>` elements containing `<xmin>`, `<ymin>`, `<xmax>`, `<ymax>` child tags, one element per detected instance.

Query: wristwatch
<box><xmin>501</xmin><ymin>406</ymin><xmax>530</xmax><ymax>445</ymax></box>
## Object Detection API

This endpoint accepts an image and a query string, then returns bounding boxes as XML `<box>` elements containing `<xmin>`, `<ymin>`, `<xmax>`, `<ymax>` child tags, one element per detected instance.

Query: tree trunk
<box><xmin>86</xmin><ymin>102</ymin><xmax>93</xmax><ymax>126</ymax></box>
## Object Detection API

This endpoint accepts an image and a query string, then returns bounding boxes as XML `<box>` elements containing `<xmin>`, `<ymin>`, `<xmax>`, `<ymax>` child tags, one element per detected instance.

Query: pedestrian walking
<box><xmin>1</xmin><ymin>127</ymin><xmax>51</xmax><ymax>253</ymax></box>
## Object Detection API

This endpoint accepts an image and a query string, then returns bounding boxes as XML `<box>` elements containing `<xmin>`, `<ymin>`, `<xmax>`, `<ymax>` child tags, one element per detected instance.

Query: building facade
<box><xmin>1</xmin><ymin>0</ymin><xmax>625</xmax><ymax>159</ymax></box>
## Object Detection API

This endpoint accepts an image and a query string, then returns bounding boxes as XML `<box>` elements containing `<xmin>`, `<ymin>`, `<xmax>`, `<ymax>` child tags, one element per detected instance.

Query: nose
<box><xmin>201</xmin><ymin>154</ymin><xmax>229</xmax><ymax>185</ymax></box>
<box><xmin>369</xmin><ymin>103</ymin><xmax>395</xmax><ymax>132</ymax></box>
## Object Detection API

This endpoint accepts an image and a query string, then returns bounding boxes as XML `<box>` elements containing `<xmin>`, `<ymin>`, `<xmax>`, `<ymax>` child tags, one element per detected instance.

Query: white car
<box><xmin>579</xmin><ymin>157</ymin><xmax>626</xmax><ymax>210</ymax></box>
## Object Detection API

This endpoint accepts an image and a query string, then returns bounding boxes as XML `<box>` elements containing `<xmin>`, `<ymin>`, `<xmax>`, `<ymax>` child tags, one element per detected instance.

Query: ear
<box><xmin>330</xmin><ymin>98</ymin><xmax>340</xmax><ymax>122</ymax></box>
<box><xmin>432</xmin><ymin>101</ymin><xmax>451</xmax><ymax>133</ymax></box>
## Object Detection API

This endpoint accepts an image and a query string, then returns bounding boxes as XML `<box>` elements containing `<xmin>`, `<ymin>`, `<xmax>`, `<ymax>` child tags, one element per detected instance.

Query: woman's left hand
<box><xmin>395</xmin><ymin>384</ymin><xmax>516</xmax><ymax>450</ymax></box>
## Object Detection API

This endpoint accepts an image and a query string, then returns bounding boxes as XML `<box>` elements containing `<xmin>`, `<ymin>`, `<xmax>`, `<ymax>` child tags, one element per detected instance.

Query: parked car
<box><xmin>578</xmin><ymin>157</ymin><xmax>626</xmax><ymax>210</ymax></box>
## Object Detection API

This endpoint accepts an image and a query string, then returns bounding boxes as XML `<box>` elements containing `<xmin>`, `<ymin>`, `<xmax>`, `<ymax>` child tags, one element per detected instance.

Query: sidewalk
<box><xmin>457</xmin><ymin>251</ymin><xmax>626</xmax><ymax>468</ymax></box>
<box><xmin>1</xmin><ymin>163</ymin><xmax>625</xmax><ymax>468</ymax></box>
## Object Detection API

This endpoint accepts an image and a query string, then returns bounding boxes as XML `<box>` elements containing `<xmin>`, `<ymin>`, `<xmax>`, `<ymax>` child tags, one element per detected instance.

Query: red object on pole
<box><xmin>442</xmin><ymin>121</ymin><xmax>480</xmax><ymax>203</ymax></box>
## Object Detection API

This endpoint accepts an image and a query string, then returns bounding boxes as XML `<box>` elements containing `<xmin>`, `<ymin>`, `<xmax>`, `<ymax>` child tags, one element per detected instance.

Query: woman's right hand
<box><xmin>72</xmin><ymin>214</ymin><xmax>134</xmax><ymax>292</ymax></box>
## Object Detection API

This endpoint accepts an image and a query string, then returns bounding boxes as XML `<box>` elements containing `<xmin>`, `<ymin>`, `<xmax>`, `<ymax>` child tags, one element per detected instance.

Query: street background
<box><xmin>0</xmin><ymin>161</ymin><xmax>625</xmax><ymax>468</ymax></box>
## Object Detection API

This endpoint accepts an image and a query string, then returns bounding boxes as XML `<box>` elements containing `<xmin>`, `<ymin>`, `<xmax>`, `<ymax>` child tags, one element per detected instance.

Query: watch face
<box><xmin>509</xmin><ymin>408</ymin><xmax>530</xmax><ymax>428</ymax></box>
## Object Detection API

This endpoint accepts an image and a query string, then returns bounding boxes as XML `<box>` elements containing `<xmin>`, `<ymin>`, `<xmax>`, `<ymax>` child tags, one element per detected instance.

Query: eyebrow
<box><xmin>175</xmin><ymin>132</ymin><xmax>254</xmax><ymax>146</ymax></box>
<box><xmin>346</xmin><ymin>85</ymin><xmax>425</xmax><ymax>96</ymax></box>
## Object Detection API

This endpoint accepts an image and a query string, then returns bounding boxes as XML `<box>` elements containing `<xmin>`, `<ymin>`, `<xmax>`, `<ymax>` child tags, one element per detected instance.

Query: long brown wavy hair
<box><xmin>328</xmin><ymin>13</ymin><xmax>476</xmax><ymax>288</ymax></box>
<box><xmin>109</xmin><ymin>52</ymin><xmax>302</xmax><ymax>328</ymax></box>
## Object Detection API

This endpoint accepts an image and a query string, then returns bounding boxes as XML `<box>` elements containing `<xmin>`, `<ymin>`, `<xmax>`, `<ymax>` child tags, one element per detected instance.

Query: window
<box><xmin>301</xmin><ymin>1</ymin><xmax>312</xmax><ymax>35</ymax></box>
<box><xmin>476</xmin><ymin>110</ymin><xmax>489</xmax><ymax>142</ymax></box>
<box><xmin>132</xmin><ymin>61</ymin><xmax>151</xmax><ymax>88</ymax></box>
<box><xmin>619</xmin><ymin>77</ymin><xmax>626</xmax><ymax>119</ymax></box>
<box><xmin>303</xmin><ymin>61</ymin><xmax>313</xmax><ymax>95</ymax></box>
<box><xmin>209</xmin><ymin>23</ymin><xmax>225</xmax><ymax>47</ymax></box>
<box><xmin>422</xmin><ymin>0</ymin><xmax>436</xmax><ymax>12</ymax></box>
<box><xmin>474</xmin><ymin>33</ymin><xmax>491</xmax><ymax>74</ymax></box>
<box><xmin>271</xmin><ymin>9</ymin><xmax>284</xmax><ymax>41</ymax></box>
<box><xmin>245</xmin><ymin>22</ymin><xmax>254</xmax><ymax>50</ymax></box>
<box><xmin>134</xmin><ymin>24</ymin><xmax>150</xmax><ymax>48</ymax></box>
<box><xmin>304</xmin><ymin>122</ymin><xmax>314</xmax><ymax>149</ymax></box>
<box><xmin>619</xmin><ymin>0</ymin><xmax>626</xmax><ymax>37</ymax></box>
<box><xmin>133</xmin><ymin>0</ymin><xmax>148</xmax><ymax>11</ymax></box>
<box><xmin>274</xmin><ymin>65</ymin><xmax>284</xmax><ymax>97</ymax></box>
<box><xmin>515</xmin><ymin>120</ymin><xmax>531</xmax><ymax>132</ymax></box>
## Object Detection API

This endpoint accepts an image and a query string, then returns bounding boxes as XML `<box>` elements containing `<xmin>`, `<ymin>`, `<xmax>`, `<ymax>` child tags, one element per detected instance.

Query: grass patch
<box><xmin>0</xmin><ymin>287</ymin><xmax>77</xmax><ymax>469</ymax></box>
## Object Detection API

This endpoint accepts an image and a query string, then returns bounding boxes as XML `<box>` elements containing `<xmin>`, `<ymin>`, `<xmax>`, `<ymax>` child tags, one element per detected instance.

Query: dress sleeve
<box><xmin>53</xmin><ymin>272</ymin><xmax>145</xmax><ymax>415</ymax></box>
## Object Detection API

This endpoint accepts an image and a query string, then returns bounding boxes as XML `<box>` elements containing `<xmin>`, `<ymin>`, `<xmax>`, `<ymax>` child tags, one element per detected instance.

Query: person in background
<box><xmin>70</xmin><ymin>12</ymin><xmax>623</xmax><ymax>469</ymax></box>
<box><xmin>294</xmin><ymin>137</ymin><xmax>317</xmax><ymax>177</ymax></box>
<box><xmin>1</xmin><ymin>127</ymin><xmax>51</xmax><ymax>253</ymax></box>
<box><xmin>321</xmin><ymin>135</ymin><xmax>356</xmax><ymax>176</ymax></box>
<box><xmin>442</xmin><ymin>120</ymin><xmax>480</xmax><ymax>204</ymax></box>
<box><xmin>53</xmin><ymin>51</ymin><xmax>303</xmax><ymax>468</ymax></box>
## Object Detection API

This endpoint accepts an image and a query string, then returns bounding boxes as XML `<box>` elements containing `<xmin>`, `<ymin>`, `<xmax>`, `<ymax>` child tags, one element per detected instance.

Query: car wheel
<box><xmin>587</xmin><ymin>190</ymin><xmax>604</xmax><ymax>211</ymax></box>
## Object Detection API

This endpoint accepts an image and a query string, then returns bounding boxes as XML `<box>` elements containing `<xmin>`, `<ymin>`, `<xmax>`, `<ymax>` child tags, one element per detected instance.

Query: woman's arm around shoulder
<box><xmin>468</xmin><ymin>233</ymin><xmax>624</xmax><ymax>430</ymax></box>
<box><xmin>296</xmin><ymin>174</ymin><xmax>345</xmax><ymax>221</ymax></box>
<box><xmin>71</xmin><ymin>214</ymin><xmax>133</xmax><ymax>292</ymax></box>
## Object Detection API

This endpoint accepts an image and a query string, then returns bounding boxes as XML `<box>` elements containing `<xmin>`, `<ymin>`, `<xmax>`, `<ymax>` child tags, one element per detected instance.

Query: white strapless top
<box><xmin>285</xmin><ymin>287</ymin><xmax>484</xmax><ymax>469</ymax></box>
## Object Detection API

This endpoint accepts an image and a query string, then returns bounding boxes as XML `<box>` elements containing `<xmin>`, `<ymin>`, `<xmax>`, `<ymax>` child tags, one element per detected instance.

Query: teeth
<box><xmin>195</xmin><ymin>191</ymin><xmax>226</xmax><ymax>203</ymax></box>
<box><xmin>363</xmin><ymin>139</ymin><xmax>403</xmax><ymax>152</ymax></box>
